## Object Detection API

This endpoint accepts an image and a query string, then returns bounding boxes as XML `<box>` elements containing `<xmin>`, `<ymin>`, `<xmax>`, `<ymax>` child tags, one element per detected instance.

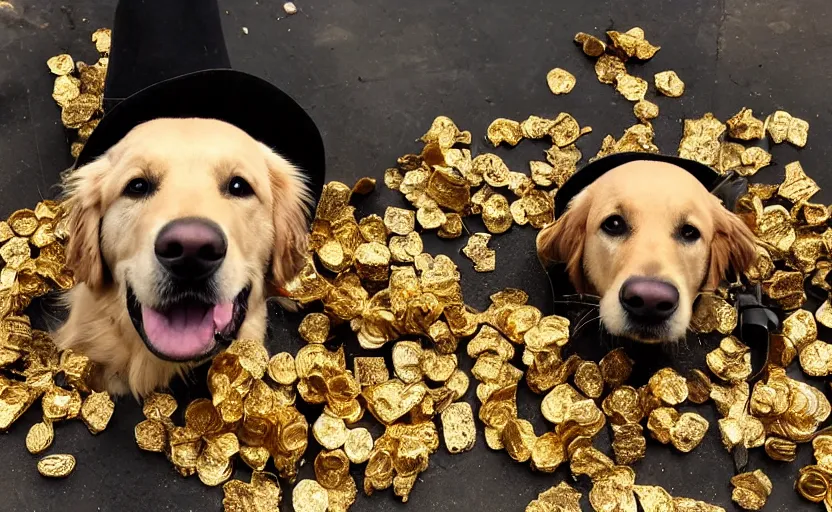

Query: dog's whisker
<box><xmin>572</xmin><ymin>313</ymin><xmax>601</xmax><ymax>337</ymax></box>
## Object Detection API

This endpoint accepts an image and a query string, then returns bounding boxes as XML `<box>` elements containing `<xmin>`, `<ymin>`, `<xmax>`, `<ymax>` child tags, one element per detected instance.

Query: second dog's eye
<box><xmin>227</xmin><ymin>176</ymin><xmax>254</xmax><ymax>198</ymax></box>
<box><xmin>601</xmin><ymin>215</ymin><xmax>628</xmax><ymax>236</ymax></box>
<box><xmin>123</xmin><ymin>178</ymin><xmax>153</xmax><ymax>198</ymax></box>
<box><xmin>679</xmin><ymin>224</ymin><xmax>701</xmax><ymax>242</ymax></box>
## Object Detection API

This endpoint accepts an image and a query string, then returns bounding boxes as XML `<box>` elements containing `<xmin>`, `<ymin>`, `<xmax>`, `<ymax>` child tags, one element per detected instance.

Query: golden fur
<box><xmin>537</xmin><ymin>160</ymin><xmax>756</xmax><ymax>342</ymax></box>
<box><xmin>56</xmin><ymin>118</ymin><xmax>311</xmax><ymax>397</ymax></box>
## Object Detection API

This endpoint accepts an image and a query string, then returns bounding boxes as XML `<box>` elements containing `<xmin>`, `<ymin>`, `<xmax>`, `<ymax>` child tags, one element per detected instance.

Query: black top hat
<box><xmin>75</xmin><ymin>0</ymin><xmax>325</xmax><ymax>204</ymax></box>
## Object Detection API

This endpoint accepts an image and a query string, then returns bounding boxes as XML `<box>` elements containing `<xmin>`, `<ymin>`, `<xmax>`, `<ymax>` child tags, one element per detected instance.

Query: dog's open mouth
<box><xmin>127</xmin><ymin>286</ymin><xmax>250</xmax><ymax>362</ymax></box>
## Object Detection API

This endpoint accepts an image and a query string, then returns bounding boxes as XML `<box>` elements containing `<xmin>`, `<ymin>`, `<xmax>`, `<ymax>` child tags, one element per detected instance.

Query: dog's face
<box><xmin>537</xmin><ymin>161</ymin><xmax>756</xmax><ymax>342</ymax></box>
<box><xmin>63</xmin><ymin>118</ymin><xmax>311</xmax><ymax>361</ymax></box>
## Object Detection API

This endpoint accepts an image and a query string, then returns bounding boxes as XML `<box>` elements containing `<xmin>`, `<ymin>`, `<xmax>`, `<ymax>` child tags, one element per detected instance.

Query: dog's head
<box><xmin>62</xmin><ymin>118</ymin><xmax>311</xmax><ymax>361</ymax></box>
<box><xmin>537</xmin><ymin>160</ymin><xmax>756</xmax><ymax>342</ymax></box>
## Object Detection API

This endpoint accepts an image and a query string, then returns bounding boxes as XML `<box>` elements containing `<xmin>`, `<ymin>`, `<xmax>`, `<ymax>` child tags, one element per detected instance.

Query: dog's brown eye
<box><xmin>679</xmin><ymin>224</ymin><xmax>701</xmax><ymax>242</ymax></box>
<box><xmin>601</xmin><ymin>215</ymin><xmax>628</xmax><ymax>236</ymax></box>
<box><xmin>227</xmin><ymin>176</ymin><xmax>254</xmax><ymax>198</ymax></box>
<box><xmin>123</xmin><ymin>178</ymin><xmax>153</xmax><ymax>198</ymax></box>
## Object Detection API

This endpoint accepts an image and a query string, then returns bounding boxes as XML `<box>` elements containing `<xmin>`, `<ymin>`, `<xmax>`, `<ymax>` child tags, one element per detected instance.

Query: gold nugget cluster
<box><xmin>9</xmin><ymin>24</ymin><xmax>828</xmax><ymax>512</ymax></box>
<box><xmin>48</xmin><ymin>28</ymin><xmax>111</xmax><ymax>158</ymax></box>
<box><xmin>0</xmin><ymin>201</ymin><xmax>114</xmax><ymax>478</ymax></box>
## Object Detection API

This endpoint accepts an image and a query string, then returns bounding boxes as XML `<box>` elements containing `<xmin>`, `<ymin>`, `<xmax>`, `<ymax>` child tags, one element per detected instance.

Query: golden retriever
<box><xmin>56</xmin><ymin>118</ymin><xmax>311</xmax><ymax>397</ymax></box>
<box><xmin>537</xmin><ymin>160</ymin><xmax>756</xmax><ymax>342</ymax></box>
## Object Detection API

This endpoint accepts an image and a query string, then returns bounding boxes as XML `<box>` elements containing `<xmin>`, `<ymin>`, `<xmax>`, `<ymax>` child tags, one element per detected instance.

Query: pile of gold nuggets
<box><xmin>0</xmin><ymin>23</ymin><xmax>827</xmax><ymax>512</ymax></box>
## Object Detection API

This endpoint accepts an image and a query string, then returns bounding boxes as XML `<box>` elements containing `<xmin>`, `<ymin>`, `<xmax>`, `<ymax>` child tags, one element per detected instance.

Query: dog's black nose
<box><xmin>619</xmin><ymin>277</ymin><xmax>679</xmax><ymax>322</ymax></box>
<box><xmin>155</xmin><ymin>218</ymin><xmax>227</xmax><ymax>281</ymax></box>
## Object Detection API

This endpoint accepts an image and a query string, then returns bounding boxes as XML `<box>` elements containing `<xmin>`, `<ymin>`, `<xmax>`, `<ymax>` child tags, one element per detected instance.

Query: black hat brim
<box><xmin>554</xmin><ymin>152</ymin><xmax>722</xmax><ymax>218</ymax></box>
<box><xmin>75</xmin><ymin>69</ymin><xmax>326</xmax><ymax>204</ymax></box>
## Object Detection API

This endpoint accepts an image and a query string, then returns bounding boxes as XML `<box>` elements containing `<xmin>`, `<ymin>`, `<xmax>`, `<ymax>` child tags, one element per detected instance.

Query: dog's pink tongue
<box><xmin>213</xmin><ymin>303</ymin><xmax>233</xmax><ymax>333</ymax></box>
<box><xmin>142</xmin><ymin>302</ymin><xmax>233</xmax><ymax>360</ymax></box>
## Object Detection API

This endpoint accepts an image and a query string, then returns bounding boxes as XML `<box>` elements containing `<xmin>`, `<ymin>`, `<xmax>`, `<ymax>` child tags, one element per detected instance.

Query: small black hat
<box><xmin>75</xmin><ymin>0</ymin><xmax>325</xmax><ymax>203</ymax></box>
<box><xmin>553</xmin><ymin>152</ymin><xmax>724</xmax><ymax>218</ymax></box>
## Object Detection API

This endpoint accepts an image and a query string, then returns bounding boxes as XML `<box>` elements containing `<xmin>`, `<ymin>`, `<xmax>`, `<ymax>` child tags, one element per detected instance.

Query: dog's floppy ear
<box><xmin>62</xmin><ymin>158</ymin><xmax>110</xmax><ymax>291</ymax></box>
<box><xmin>260</xmin><ymin>143</ymin><xmax>313</xmax><ymax>289</ymax></box>
<box><xmin>536</xmin><ymin>192</ymin><xmax>590</xmax><ymax>293</ymax></box>
<box><xmin>706</xmin><ymin>202</ymin><xmax>757</xmax><ymax>290</ymax></box>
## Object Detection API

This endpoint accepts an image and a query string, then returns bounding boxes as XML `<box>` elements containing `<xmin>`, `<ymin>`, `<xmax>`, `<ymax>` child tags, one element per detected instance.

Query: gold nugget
<box><xmin>440</xmin><ymin>402</ymin><xmax>476</xmax><ymax>454</ymax></box>
<box><xmin>293</xmin><ymin>479</ymin><xmax>329</xmax><ymax>512</ymax></box>
<box><xmin>730</xmin><ymin>470</ymin><xmax>772</xmax><ymax>511</ymax></box>
<box><xmin>80</xmin><ymin>391</ymin><xmax>114</xmax><ymax>434</ymax></box>
<box><xmin>26</xmin><ymin>421</ymin><xmax>54</xmax><ymax>455</ymax></box>
<box><xmin>654</xmin><ymin>71</ymin><xmax>685</xmax><ymax>97</ymax></box>
<box><xmin>37</xmin><ymin>454</ymin><xmax>76</xmax><ymax>478</ymax></box>
<box><xmin>546</xmin><ymin>68</ymin><xmax>576</xmax><ymax>95</ymax></box>
<box><xmin>615</xmin><ymin>74</ymin><xmax>648</xmax><ymax>101</ymax></box>
<box><xmin>462</xmin><ymin>233</ymin><xmax>496</xmax><ymax>272</ymax></box>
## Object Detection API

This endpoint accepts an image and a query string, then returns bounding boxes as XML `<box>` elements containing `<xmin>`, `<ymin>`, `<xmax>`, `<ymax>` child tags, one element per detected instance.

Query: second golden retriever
<box><xmin>537</xmin><ymin>160</ymin><xmax>756</xmax><ymax>342</ymax></box>
<box><xmin>56</xmin><ymin>118</ymin><xmax>311</xmax><ymax>397</ymax></box>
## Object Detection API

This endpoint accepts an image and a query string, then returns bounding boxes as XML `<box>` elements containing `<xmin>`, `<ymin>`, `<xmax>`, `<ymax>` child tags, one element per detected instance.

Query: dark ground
<box><xmin>2</xmin><ymin>0</ymin><xmax>832</xmax><ymax>510</ymax></box>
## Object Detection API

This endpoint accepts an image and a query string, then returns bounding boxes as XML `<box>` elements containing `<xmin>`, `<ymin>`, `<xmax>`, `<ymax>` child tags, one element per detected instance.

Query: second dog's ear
<box><xmin>62</xmin><ymin>158</ymin><xmax>110</xmax><ymax>291</ymax></box>
<box><xmin>706</xmin><ymin>203</ymin><xmax>757</xmax><ymax>290</ymax></box>
<box><xmin>536</xmin><ymin>192</ymin><xmax>591</xmax><ymax>293</ymax></box>
<box><xmin>260</xmin><ymin>143</ymin><xmax>313</xmax><ymax>290</ymax></box>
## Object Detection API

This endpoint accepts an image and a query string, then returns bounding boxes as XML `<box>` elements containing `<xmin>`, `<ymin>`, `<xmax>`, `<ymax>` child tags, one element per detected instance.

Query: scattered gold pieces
<box><xmin>546</xmin><ymin>68</ymin><xmax>576</xmax><ymax>95</ymax></box>
<box><xmin>384</xmin><ymin>207</ymin><xmax>416</xmax><ymax>235</ymax></box>
<box><xmin>26</xmin><ymin>421</ymin><xmax>54</xmax><ymax>454</ymax></box>
<box><xmin>778</xmin><ymin>161</ymin><xmax>819</xmax><ymax>205</ymax></box>
<box><xmin>633</xmin><ymin>100</ymin><xmax>659</xmax><ymax>122</ymax></box>
<box><xmin>293</xmin><ymin>479</ymin><xmax>329</xmax><ymax>512</ymax></box>
<box><xmin>462</xmin><ymin>233</ymin><xmax>496</xmax><ymax>272</ymax></box>
<box><xmin>633</xmin><ymin>485</ymin><xmax>674</xmax><ymax>512</ymax></box>
<box><xmin>344</xmin><ymin>428</ymin><xmax>374</xmax><ymax>464</ymax></box>
<box><xmin>354</xmin><ymin>357</ymin><xmax>389</xmax><ymax>388</ymax></box>
<box><xmin>615</xmin><ymin>74</ymin><xmax>648</xmax><ymax>101</ymax></box>
<box><xmin>441</xmin><ymin>402</ymin><xmax>476</xmax><ymax>453</ymax></box>
<box><xmin>647</xmin><ymin>407</ymin><xmax>680</xmax><ymax>444</ymax></box>
<box><xmin>526</xmin><ymin>481</ymin><xmax>582</xmax><ymax>512</ymax></box>
<box><xmin>686</xmin><ymin>370</ymin><xmax>712</xmax><ymax>405</ymax></box>
<box><xmin>654</xmin><ymin>70</ymin><xmax>684</xmax><ymax>97</ymax></box>
<box><xmin>47</xmin><ymin>54</ymin><xmax>75</xmax><ymax>76</ymax></box>
<box><xmin>222</xmin><ymin>471</ymin><xmax>282</xmax><ymax>511</ymax></box>
<box><xmin>482</xmin><ymin>194</ymin><xmax>512</xmax><ymax>234</ymax></box>
<box><xmin>487</xmin><ymin>118</ymin><xmax>523</xmax><ymax>147</ymax></box>
<box><xmin>573</xmin><ymin>361</ymin><xmax>603</xmax><ymax>399</ymax></box>
<box><xmin>648</xmin><ymin>368</ymin><xmax>688</xmax><ymax>405</ymax></box>
<box><xmin>135</xmin><ymin>419</ymin><xmax>167</xmax><ymax>452</ymax></box>
<box><xmin>690</xmin><ymin>294</ymin><xmax>737</xmax><ymax>334</ymax></box>
<box><xmin>595</xmin><ymin>54</ymin><xmax>627</xmax><ymax>84</ymax></box>
<box><xmin>669</xmin><ymin>412</ymin><xmax>709</xmax><ymax>453</ymax></box>
<box><xmin>611</xmin><ymin>423</ymin><xmax>646</xmax><ymax>465</ymax></box>
<box><xmin>574</xmin><ymin>32</ymin><xmax>607</xmax><ymax>57</ymax></box>
<box><xmin>421</xmin><ymin>115</ymin><xmax>472</xmax><ymax>149</ymax></box>
<box><xmin>607</xmin><ymin>28</ymin><xmax>661</xmax><ymax>59</ymax></box>
<box><xmin>599</xmin><ymin>348</ymin><xmax>634</xmax><ymax>388</ymax></box>
<box><xmin>91</xmin><ymin>28</ymin><xmax>112</xmax><ymax>55</ymax></box>
<box><xmin>37</xmin><ymin>454</ymin><xmax>76</xmax><ymax>478</ymax></box>
<box><xmin>730</xmin><ymin>470</ymin><xmax>772</xmax><ymax>511</ymax></box>
<box><xmin>677</xmin><ymin>113</ymin><xmax>725</xmax><ymax>166</ymax></box>
<box><xmin>298</xmin><ymin>313</ymin><xmax>330</xmax><ymax>343</ymax></box>
<box><xmin>313</xmin><ymin>413</ymin><xmax>349</xmax><ymax>450</ymax></box>
<box><xmin>766</xmin><ymin>110</ymin><xmax>809</xmax><ymax>147</ymax></box>
<box><xmin>727</xmin><ymin>108</ymin><xmax>765</xmax><ymax>140</ymax></box>
<box><xmin>80</xmin><ymin>391</ymin><xmax>114</xmax><ymax>434</ymax></box>
<box><xmin>764</xmin><ymin>436</ymin><xmax>797</xmax><ymax>462</ymax></box>
<box><xmin>706</xmin><ymin>336</ymin><xmax>752</xmax><ymax>383</ymax></box>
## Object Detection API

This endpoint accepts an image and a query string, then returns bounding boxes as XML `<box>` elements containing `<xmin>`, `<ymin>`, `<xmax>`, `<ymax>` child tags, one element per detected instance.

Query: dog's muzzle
<box><xmin>126</xmin><ymin>216</ymin><xmax>249</xmax><ymax>362</ymax></box>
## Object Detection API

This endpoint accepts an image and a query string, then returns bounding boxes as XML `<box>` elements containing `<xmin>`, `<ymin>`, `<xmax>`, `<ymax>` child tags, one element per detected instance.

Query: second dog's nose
<box><xmin>619</xmin><ymin>277</ymin><xmax>679</xmax><ymax>322</ymax></box>
<box><xmin>154</xmin><ymin>218</ymin><xmax>227</xmax><ymax>281</ymax></box>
